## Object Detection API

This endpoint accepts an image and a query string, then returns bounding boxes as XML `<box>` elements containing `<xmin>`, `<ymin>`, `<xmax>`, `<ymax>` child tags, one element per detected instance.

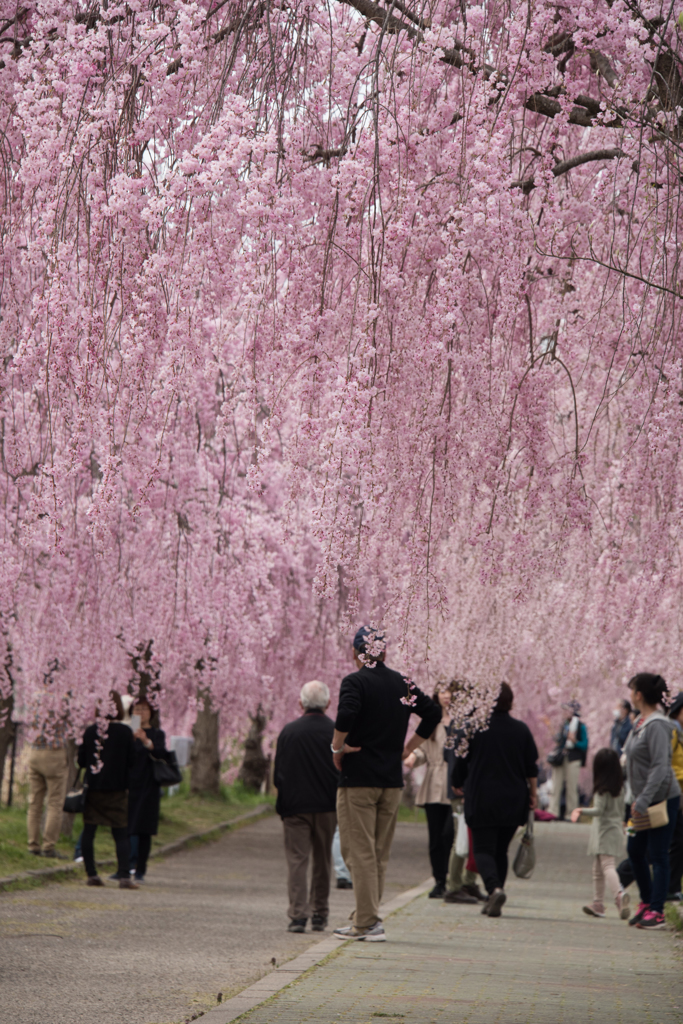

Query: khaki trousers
<box><xmin>549</xmin><ymin>758</ymin><xmax>581</xmax><ymax>818</ymax></box>
<box><xmin>337</xmin><ymin>786</ymin><xmax>402</xmax><ymax>930</ymax></box>
<box><xmin>282</xmin><ymin>811</ymin><xmax>336</xmax><ymax>921</ymax></box>
<box><xmin>27</xmin><ymin>746</ymin><xmax>70</xmax><ymax>853</ymax></box>
<box><xmin>446</xmin><ymin>798</ymin><xmax>477</xmax><ymax>893</ymax></box>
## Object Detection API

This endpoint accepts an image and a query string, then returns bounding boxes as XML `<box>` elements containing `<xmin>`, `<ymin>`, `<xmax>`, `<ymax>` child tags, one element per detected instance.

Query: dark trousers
<box><xmin>133</xmin><ymin>834</ymin><xmax>152</xmax><ymax>879</ymax></box>
<box><xmin>283</xmin><ymin>811</ymin><xmax>336</xmax><ymax>921</ymax></box>
<box><xmin>668</xmin><ymin>806</ymin><xmax>683</xmax><ymax>895</ymax></box>
<box><xmin>627</xmin><ymin>795</ymin><xmax>680</xmax><ymax>913</ymax></box>
<box><xmin>424</xmin><ymin>804</ymin><xmax>455</xmax><ymax>886</ymax></box>
<box><xmin>470</xmin><ymin>825</ymin><xmax>518</xmax><ymax>894</ymax></box>
<box><xmin>82</xmin><ymin>824</ymin><xmax>130</xmax><ymax>879</ymax></box>
<box><xmin>617</xmin><ymin>857</ymin><xmax>634</xmax><ymax>890</ymax></box>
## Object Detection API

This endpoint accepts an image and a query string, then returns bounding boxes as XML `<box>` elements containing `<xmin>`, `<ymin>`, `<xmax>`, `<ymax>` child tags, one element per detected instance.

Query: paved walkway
<box><xmin>2</xmin><ymin>816</ymin><xmax>683</xmax><ymax>1023</ymax></box>
<box><xmin>218</xmin><ymin>822</ymin><xmax>683</xmax><ymax>1024</ymax></box>
<box><xmin>0</xmin><ymin>815</ymin><xmax>429</xmax><ymax>1024</ymax></box>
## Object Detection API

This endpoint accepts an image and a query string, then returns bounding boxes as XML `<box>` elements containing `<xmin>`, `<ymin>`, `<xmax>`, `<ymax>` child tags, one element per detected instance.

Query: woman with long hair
<box><xmin>77</xmin><ymin>691</ymin><xmax>137</xmax><ymax>888</ymax></box>
<box><xmin>623</xmin><ymin>673</ymin><xmax>680</xmax><ymax>930</ymax></box>
<box><xmin>407</xmin><ymin>681</ymin><xmax>456</xmax><ymax>898</ymax></box>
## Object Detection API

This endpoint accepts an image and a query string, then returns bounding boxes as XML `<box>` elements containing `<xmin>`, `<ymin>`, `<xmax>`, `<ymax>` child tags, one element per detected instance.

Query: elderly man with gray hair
<box><xmin>274</xmin><ymin>680</ymin><xmax>339</xmax><ymax>933</ymax></box>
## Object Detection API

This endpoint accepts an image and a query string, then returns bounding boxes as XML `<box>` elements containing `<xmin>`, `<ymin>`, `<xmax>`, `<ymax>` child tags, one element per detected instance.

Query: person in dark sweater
<box><xmin>126</xmin><ymin>697</ymin><xmax>169</xmax><ymax>883</ymax></box>
<box><xmin>331</xmin><ymin>627</ymin><xmax>441</xmax><ymax>942</ymax></box>
<box><xmin>274</xmin><ymin>680</ymin><xmax>339</xmax><ymax>933</ymax></box>
<box><xmin>454</xmin><ymin>683</ymin><xmax>538</xmax><ymax>918</ymax></box>
<box><xmin>77</xmin><ymin>691</ymin><xmax>137</xmax><ymax>889</ymax></box>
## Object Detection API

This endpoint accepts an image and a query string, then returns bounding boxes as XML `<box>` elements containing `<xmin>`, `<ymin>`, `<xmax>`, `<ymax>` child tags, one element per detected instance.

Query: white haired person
<box><xmin>273</xmin><ymin>680</ymin><xmax>339</xmax><ymax>933</ymax></box>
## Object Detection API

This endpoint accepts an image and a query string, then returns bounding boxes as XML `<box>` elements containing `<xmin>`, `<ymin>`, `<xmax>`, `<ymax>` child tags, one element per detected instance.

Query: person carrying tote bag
<box><xmin>624</xmin><ymin>673</ymin><xmax>681</xmax><ymax>930</ymax></box>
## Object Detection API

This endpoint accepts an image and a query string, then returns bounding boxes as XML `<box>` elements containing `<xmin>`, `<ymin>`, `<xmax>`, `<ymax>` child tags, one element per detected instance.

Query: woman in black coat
<box><xmin>78</xmin><ymin>691</ymin><xmax>137</xmax><ymax>888</ymax></box>
<box><xmin>454</xmin><ymin>683</ymin><xmax>538</xmax><ymax>917</ymax></box>
<box><xmin>128</xmin><ymin>697</ymin><xmax>168</xmax><ymax>882</ymax></box>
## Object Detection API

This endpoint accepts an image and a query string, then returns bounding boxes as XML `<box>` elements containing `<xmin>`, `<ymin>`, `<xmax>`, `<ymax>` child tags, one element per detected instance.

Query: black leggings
<box><xmin>134</xmin><ymin>834</ymin><xmax>152</xmax><ymax>879</ymax></box>
<box><xmin>470</xmin><ymin>825</ymin><xmax>518</xmax><ymax>894</ymax></box>
<box><xmin>82</xmin><ymin>824</ymin><xmax>130</xmax><ymax>879</ymax></box>
<box><xmin>424</xmin><ymin>804</ymin><xmax>455</xmax><ymax>886</ymax></box>
<box><xmin>668</xmin><ymin>806</ymin><xmax>683</xmax><ymax>895</ymax></box>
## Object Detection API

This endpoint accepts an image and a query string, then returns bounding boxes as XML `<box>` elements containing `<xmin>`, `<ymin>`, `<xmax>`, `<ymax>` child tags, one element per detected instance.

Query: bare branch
<box><xmin>590</xmin><ymin>49</ymin><xmax>618</xmax><ymax>88</ymax></box>
<box><xmin>512</xmin><ymin>147</ymin><xmax>625</xmax><ymax>192</ymax></box>
<box><xmin>552</xmin><ymin>147</ymin><xmax>625</xmax><ymax>176</ymax></box>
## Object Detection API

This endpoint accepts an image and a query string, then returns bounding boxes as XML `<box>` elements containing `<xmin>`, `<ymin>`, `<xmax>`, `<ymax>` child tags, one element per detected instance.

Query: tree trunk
<box><xmin>190</xmin><ymin>691</ymin><xmax>220</xmax><ymax>796</ymax></box>
<box><xmin>0</xmin><ymin>693</ymin><xmax>15</xmax><ymax>802</ymax></box>
<box><xmin>237</xmin><ymin>706</ymin><xmax>269</xmax><ymax>791</ymax></box>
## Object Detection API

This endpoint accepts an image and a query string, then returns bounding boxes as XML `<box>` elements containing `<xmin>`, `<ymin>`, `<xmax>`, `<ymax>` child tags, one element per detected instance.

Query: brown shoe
<box><xmin>482</xmin><ymin>888</ymin><xmax>507</xmax><ymax>917</ymax></box>
<box><xmin>86</xmin><ymin>876</ymin><xmax>105</xmax><ymax>887</ymax></box>
<box><xmin>119</xmin><ymin>878</ymin><xmax>140</xmax><ymax>890</ymax></box>
<box><xmin>462</xmin><ymin>882</ymin><xmax>487</xmax><ymax>902</ymax></box>
<box><xmin>443</xmin><ymin>889</ymin><xmax>478</xmax><ymax>904</ymax></box>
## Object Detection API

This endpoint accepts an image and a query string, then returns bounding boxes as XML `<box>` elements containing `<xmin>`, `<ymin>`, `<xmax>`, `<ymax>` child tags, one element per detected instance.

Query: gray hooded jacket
<box><xmin>624</xmin><ymin>712</ymin><xmax>680</xmax><ymax>816</ymax></box>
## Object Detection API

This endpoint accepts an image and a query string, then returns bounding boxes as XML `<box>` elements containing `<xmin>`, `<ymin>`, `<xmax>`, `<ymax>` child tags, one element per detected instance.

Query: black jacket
<box><xmin>128</xmin><ymin>727</ymin><xmax>168</xmax><ymax>835</ymax></box>
<box><xmin>274</xmin><ymin>711</ymin><xmax>338</xmax><ymax>818</ymax></box>
<box><xmin>454</xmin><ymin>711</ymin><xmax>539</xmax><ymax>828</ymax></box>
<box><xmin>78</xmin><ymin>721</ymin><xmax>135</xmax><ymax>791</ymax></box>
<box><xmin>335</xmin><ymin>662</ymin><xmax>441</xmax><ymax>788</ymax></box>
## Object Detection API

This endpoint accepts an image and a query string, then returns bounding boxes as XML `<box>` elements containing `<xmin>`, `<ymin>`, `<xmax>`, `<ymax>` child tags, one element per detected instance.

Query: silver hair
<box><xmin>300</xmin><ymin>680</ymin><xmax>330</xmax><ymax>711</ymax></box>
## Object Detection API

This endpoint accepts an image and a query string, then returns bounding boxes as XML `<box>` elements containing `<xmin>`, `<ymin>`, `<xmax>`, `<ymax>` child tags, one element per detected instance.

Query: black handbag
<box><xmin>63</xmin><ymin>770</ymin><xmax>87</xmax><ymax>814</ymax></box>
<box><xmin>547</xmin><ymin>748</ymin><xmax>565</xmax><ymax>767</ymax></box>
<box><xmin>150</xmin><ymin>750</ymin><xmax>183</xmax><ymax>786</ymax></box>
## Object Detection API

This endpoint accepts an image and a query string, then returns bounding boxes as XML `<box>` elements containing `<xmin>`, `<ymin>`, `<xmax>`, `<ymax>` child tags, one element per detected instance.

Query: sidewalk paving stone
<box><xmin>235</xmin><ymin>822</ymin><xmax>683</xmax><ymax>1024</ymax></box>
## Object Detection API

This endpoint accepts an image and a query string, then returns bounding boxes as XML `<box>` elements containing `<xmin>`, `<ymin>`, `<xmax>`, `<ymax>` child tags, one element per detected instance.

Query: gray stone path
<box><xmin>0</xmin><ymin>815</ymin><xmax>429</xmax><ymax>1024</ymax></box>
<box><xmin>2</xmin><ymin>815</ymin><xmax>682</xmax><ymax>1024</ymax></box>
<box><xmin>234</xmin><ymin>822</ymin><xmax>683</xmax><ymax>1024</ymax></box>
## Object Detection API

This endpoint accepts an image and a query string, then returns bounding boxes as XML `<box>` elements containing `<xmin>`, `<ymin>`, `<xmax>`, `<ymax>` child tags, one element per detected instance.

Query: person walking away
<box><xmin>666</xmin><ymin>692</ymin><xmax>683</xmax><ymax>901</ymax></box>
<box><xmin>611</xmin><ymin>699</ymin><xmax>633</xmax><ymax>756</ymax></box>
<box><xmin>331</xmin><ymin>627</ymin><xmax>441</xmax><ymax>942</ymax></box>
<box><xmin>624</xmin><ymin>673</ymin><xmax>680</xmax><ymax>929</ymax></box>
<box><xmin>332</xmin><ymin>825</ymin><xmax>353</xmax><ymax>888</ymax></box>
<box><xmin>126</xmin><ymin>696</ymin><xmax>169</xmax><ymax>883</ymax></box>
<box><xmin>407</xmin><ymin>682</ymin><xmax>457</xmax><ymax>898</ymax></box>
<box><xmin>548</xmin><ymin>701</ymin><xmax>588</xmax><ymax>819</ymax></box>
<box><xmin>26</xmin><ymin>717</ymin><xmax>70</xmax><ymax>859</ymax></box>
<box><xmin>442</xmin><ymin>713</ymin><xmax>485</xmax><ymax>905</ymax></box>
<box><xmin>78</xmin><ymin>691</ymin><xmax>137</xmax><ymax>888</ymax></box>
<box><xmin>274</xmin><ymin>680</ymin><xmax>339</xmax><ymax>933</ymax></box>
<box><xmin>570</xmin><ymin>748</ymin><xmax>629</xmax><ymax>919</ymax></box>
<box><xmin>454</xmin><ymin>683</ymin><xmax>538</xmax><ymax>918</ymax></box>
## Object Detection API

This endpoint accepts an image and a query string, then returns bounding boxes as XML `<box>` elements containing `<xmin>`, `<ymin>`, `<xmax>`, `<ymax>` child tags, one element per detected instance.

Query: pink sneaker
<box><xmin>629</xmin><ymin>901</ymin><xmax>650</xmax><ymax>927</ymax></box>
<box><xmin>582</xmin><ymin>902</ymin><xmax>606</xmax><ymax>918</ymax></box>
<box><xmin>636</xmin><ymin>910</ymin><xmax>666</xmax><ymax>930</ymax></box>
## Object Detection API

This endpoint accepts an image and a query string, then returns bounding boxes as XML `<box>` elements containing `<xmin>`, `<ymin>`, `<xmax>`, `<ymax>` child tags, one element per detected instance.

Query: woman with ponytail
<box><xmin>624</xmin><ymin>674</ymin><xmax>680</xmax><ymax>929</ymax></box>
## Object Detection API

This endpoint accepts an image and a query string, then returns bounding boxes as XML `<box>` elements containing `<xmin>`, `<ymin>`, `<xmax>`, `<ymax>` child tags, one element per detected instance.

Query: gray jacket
<box><xmin>624</xmin><ymin>712</ymin><xmax>680</xmax><ymax>816</ymax></box>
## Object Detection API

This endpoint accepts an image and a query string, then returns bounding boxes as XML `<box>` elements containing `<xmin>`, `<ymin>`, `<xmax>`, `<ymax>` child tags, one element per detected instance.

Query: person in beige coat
<box><xmin>407</xmin><ymin>687</ymin><xmax>455</xmax><ymax>898</ymax></box>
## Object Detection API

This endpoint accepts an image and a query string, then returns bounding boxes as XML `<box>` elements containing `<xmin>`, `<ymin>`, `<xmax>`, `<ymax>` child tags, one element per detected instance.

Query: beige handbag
<box><xmin>632</xmin><ymin>800</ymin><xmax>669</xmax><ymax>831</ymax></box>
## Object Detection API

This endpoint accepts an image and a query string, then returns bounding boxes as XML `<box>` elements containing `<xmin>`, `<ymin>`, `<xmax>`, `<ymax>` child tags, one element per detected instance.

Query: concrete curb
<box><xmin>0</xmin><ymin>804</ymin><xmax>274</xmax><ymax>891</ymax></box>
<box><xmin>201</xmin><ymin>877</ymin><xmax>433</xmax><ymax>1024</ymax></box>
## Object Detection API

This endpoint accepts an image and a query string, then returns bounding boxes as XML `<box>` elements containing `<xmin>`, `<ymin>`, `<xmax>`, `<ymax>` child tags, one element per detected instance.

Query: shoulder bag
<box><xmin>512</xmin><ymin>811</ymin><xmax>536</xmax><ymax>879</ymax></box>
<box><xmin>63</xmin><ymin>769</ymin><xmax>87</xmax><ymax>814</ymax></box>
<box><xmin>631</xmin><ymin>799</ymin><xmax>669</xmax><ymax>831</ymax></box>
<box><xmin>149</xmin><ymin>749</ymin><xmax>183</xmax><ymax>786</ymax></box>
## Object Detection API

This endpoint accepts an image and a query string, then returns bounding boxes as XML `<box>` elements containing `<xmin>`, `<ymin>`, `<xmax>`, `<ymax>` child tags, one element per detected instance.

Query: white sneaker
<box><xmin>616</xmin><ymin>889</ymin><xmax>630</xmax><ymax>920</ymax></box>
<box><xmin>333</xmin><ymin>922</ymin><xmax>386</xmax><ymax>942</ymax></box>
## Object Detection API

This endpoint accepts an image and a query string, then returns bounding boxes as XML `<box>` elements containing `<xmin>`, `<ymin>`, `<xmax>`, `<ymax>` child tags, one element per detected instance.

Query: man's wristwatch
<box><xmin>330</xmin><ymin>743</ymin><xmax>345</xmax><ymax>754</ymax></box>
